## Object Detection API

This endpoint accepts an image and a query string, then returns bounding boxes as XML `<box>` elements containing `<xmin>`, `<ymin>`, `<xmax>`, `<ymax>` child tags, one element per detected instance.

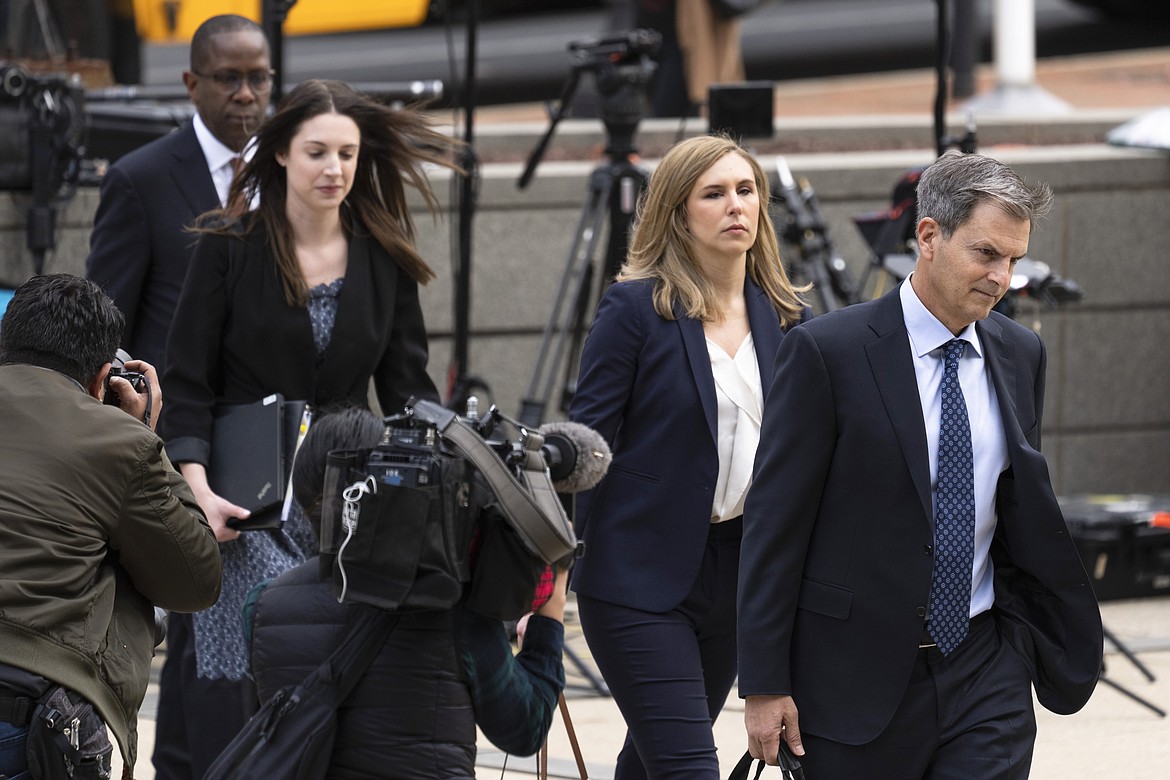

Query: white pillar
<box><xmin>963</xmin><ymin>0</ymin><xmax>1069</xmax><ymax>117</ymax></box>
<box><xmin>994</xmin><ymin>0</ymin><xmax>1036</xmax><ymax>88</ymax></box>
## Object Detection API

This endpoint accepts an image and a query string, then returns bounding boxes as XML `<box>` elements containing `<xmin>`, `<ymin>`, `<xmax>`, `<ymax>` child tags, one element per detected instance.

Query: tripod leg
<box><xmin>1097</xmin><ymin>672</ymin><xmax>1167</xmax><ymax>718</ymax></box>
<box><xmin>1105</xmin><ymin>625</ymin><xmax>1157</xmax><ymax>682</ymax></box>
<box><xmin>519</xmin><ymin>169</ymin><xmax>614</xmax><ymax>426</ymax></box>
<box><xmin>554</xmin><ymin>158</ymin><xmax>649</xmax><ymax>416</ymax></box>
<box><xmin>563</xmin><ymin>642</ymin><xmax>610</xmax><ymax>696</ymax></box>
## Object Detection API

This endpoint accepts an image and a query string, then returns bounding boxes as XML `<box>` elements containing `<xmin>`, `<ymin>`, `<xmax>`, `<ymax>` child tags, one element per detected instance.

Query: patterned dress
<box><xmin>193</xmin><ymin>278</ymin><xmax>345</xmax><ymax>680</ymax></box>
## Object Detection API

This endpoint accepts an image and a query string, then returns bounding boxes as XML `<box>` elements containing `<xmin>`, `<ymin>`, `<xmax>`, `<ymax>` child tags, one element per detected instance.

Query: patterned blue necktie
<box><xmin>928</xmin><ymin>338</ymin><xmax>975</xmax><ymax>655</ymax></box>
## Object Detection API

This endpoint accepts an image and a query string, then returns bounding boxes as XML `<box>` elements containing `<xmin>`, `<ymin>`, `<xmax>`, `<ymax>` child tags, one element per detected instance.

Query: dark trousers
<box><xmin>577</xmin><ymin>518</ymin><xmax>741</xmax><ymax>780</ymax></box>
<box><xmin>801</xmin><ymin>613</ymin><xmax>1037</xmax><ymax>779</ymax></box>
<box><xmin>152</xmin><ymin>612</ymin><xmax>258</xmax><ymax>780</ymax></box>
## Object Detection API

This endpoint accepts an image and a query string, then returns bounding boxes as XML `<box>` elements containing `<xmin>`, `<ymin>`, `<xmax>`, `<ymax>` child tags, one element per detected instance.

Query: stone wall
<box><xmin>2</xmin><ymin>139</ymin><xmax>1167</xmax><ymax>495</ymax></box>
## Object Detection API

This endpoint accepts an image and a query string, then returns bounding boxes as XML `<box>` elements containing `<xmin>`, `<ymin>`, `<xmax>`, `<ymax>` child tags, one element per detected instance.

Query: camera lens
<box><xmin>0</xmin><ymin>65</ymin><xmax>29</xmax><ymax>99</ymax></box>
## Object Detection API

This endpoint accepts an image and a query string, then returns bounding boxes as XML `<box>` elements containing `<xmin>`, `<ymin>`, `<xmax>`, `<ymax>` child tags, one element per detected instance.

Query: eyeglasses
<box><xmin>193</xmin><ymin>69</ymin><xmax>275</xmax><ymax>96</ymax></box>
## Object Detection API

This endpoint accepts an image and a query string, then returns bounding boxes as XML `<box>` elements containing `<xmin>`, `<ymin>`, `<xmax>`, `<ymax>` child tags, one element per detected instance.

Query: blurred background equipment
<box><xmin>0</xmin><ymin>63</ymin><xmax>87</xmax><ymax>275</ymax></box>
<box><xmin>516</xmin><ymin>28</ymin><xmax>661</xmax><ymax>427</ymax></box>
<box><xmin>707</xmin><ymin>81</ymin><xmax>774</xmax><ymax>142</ymax></box>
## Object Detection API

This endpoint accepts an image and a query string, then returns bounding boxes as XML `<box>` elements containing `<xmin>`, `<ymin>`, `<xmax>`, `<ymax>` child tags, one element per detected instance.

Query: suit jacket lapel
<box><xmin>315</xmin><ymin>230</ymin><xmax>375</xmax><ymax>401</ymax></box>
<box><xmin>864</xmin><ymin>288</ymin><xmax>933</xmax><ymax>524</ymax></box>
<box><xmin>745</xmin><ymin>277</ymin><xmax>781</xmax><ymax>401</ymax></box>
<box><xmin>978</xmin><ymin>317</ymin><xmax>1028</xmax><ymax>453</ymax></box>
<box><xmin>676</xmin><ymin>300</ymin><xmax>719</xmax><ymax>446</ymax></box>
<box><xmin>169</xmin><ymin>122</ymin><xmax>220</xmax><ymax>215</ymax></box>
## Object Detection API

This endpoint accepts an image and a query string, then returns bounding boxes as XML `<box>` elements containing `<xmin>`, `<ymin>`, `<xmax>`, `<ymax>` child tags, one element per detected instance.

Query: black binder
<box><xmin>209</xmin><ymin>395</ymin><xmax>308</xmax><ymax>531</ymax></box>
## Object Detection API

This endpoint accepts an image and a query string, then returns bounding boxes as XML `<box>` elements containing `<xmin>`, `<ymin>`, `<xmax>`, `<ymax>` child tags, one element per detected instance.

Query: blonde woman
<box><xmin>569</xmin><ymin>135</ymin><xmax>811</xmax><ymax>779</ymax></box>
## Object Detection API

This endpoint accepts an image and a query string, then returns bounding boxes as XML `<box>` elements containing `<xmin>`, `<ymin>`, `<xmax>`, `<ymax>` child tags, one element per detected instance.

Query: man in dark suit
<box><xmin>86</xmin><ymin>14</ymin><xmax>271</xmax><ymax>370</ymax></box>
<box><xmin>85</xmin><ymin>15</ymin><xmax>271</xmax><ymax>780</ymax></box>
<box><xmin>738</xmin><ymin>151</ymin><xmax>1103</xmax><ymax>779</ymax></box>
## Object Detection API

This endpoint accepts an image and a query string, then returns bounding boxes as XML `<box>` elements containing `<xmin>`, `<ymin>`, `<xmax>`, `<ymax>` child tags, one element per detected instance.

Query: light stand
<box><xmin>446</xmin><ymin>0</ymin><xmax>490</xmax><ymax>412</ymax></box>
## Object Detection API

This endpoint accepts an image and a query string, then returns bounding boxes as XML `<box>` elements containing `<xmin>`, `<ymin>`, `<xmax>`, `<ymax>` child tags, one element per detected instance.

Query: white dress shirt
<box><xmin>900</xmin><ymin>279</ymin><xmax>1009</xmax><ymax>619</ymax></box>
<box><xmin>192</xmin><ymin>114</ymin><xmax>241</xmax><ymax>208</ymax></box>
<box><xmin>707</xmin><ymin>332</ymin><xmax>763</xmax><ymax>523</ymax></box>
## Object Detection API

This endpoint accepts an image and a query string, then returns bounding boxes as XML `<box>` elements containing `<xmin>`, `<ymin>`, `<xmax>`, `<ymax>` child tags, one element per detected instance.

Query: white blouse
<box><xmin>706</xmin><ymin>332</ymin><xmax>763</xmax><ymax>523</ymax></box>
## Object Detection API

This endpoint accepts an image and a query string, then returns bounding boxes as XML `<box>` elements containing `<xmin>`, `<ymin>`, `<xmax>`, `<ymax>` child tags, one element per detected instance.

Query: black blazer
<box><xmin>569</xmin><ymin>277</ymin><xmax>810</xmax><ymax>613</ymax></box>
<box><xmin>160</xmin><ymin>218</ymin><xmax>438</xmax><ymax>465</ymax></box>
<box><xmin>738</xmin><ymin>285</ymin><xmax>1103</xmax><ymax>745</ymax></box>
<box><xmin>87</xmin><ymin>122</ymin><xmax>219</xmax><ymax>369</ymax></box>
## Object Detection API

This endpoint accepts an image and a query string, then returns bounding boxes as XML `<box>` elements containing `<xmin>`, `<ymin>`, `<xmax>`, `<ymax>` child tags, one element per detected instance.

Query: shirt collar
<box><xmin>193</xmin><ymin>113</ymin><xmax>241</xmax><ymax>174</ymax></box>
<box><xmin>899</xmin><ymin>276</ymin><xmax>982</xmax><ymax>359</ymax></box>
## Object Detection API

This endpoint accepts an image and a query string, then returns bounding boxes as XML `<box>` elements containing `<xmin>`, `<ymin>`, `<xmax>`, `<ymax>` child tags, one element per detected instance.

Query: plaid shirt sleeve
<box><xmin>456</xmin><ymin>608</ymin><xmax>566</xmax><ymax>756</ymax></box>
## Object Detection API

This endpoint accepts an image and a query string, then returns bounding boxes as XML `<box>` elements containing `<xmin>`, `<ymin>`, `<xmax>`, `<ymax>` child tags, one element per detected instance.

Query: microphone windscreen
<box><xmin>539</xmin><ymin>420</ymin><xmax>612</xmax><ymax>493</ymax></box>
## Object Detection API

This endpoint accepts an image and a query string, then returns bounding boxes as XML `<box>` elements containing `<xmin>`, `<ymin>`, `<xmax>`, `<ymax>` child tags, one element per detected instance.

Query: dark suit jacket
<box><xmin>160</xmin><ymin>218</ymin><xmax>438</xmax><ymax>465</ymax></box>
<box><xmin>569</xmin><ymin>277</ymin><xmax>810</xmax><ymax>613</ymax></box>
<box><xmin>87</xmin><ymin>121</ymin><xmax>219</xmax><ymax>369</ymax></box>
<box><xmin>738</xmin><ymin>285</ymin><xmax>1103</xmax><ymax>745</ymax></box>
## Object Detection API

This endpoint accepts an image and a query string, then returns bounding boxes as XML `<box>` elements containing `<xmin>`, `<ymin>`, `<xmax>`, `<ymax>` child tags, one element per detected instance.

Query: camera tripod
<box><xmin>1099</xmin><ymin>625</ymin><xmax>1165</xmax><ymax>717</ymax></box>
<box><xmin>515</xmin><ymin>29</ymin><xmax>660</xmax><ymax>429</ymax></box>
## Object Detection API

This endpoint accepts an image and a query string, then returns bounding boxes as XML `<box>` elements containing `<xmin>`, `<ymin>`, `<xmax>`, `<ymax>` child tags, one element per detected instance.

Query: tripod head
<box><xmin>517</xmin><ymin>28</ymin><xmax>660</xmax><ymax>190</ymax></box>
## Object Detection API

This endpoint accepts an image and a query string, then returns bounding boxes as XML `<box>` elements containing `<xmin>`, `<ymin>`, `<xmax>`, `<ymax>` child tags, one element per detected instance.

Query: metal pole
<box><xmin>951</xmin><ymin>0</ymin><xmax>977</xmax><ymax>99</ymax></box>
<box><xmin>447</xmin><ymin>0</ymin><xmax>483</xmax><ymax>410</ymax></box>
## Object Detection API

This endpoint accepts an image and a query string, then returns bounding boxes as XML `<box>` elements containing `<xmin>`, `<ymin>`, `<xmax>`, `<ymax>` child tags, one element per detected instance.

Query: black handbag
<box><xmin>203</xmin><ymin>605</ymin><xmax>398</xmax><ymax>780</ymax></box>
<box><xmin>728</xmin><ymin>744</ymin><xmax>806</xmax><ymax>780</ymax></box>
<box><xmin>710</xmin><ymin>0</ymin><xmax>768</xmax><ymax>19</ymax></box>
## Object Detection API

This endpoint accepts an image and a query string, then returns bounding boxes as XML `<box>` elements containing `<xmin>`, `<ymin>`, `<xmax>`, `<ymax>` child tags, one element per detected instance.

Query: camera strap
<box><xmin>409</xmin><ymin>399</ymin><xmax>578</xmax><ymax>564</ymax></box>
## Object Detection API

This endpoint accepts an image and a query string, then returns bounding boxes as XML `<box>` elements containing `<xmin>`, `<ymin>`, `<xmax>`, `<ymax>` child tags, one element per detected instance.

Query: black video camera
<box><xmin>0</xmin><ymin>63</ymin><xmax>86</xmax><ymax>192</ymax></box>
<box><xmin>103</xmin><ymin>349</ymin><xmax>146</xmax><ymax>406</ymax></box>
<box><xmin>318</xmin><ymin>399</ymin><xmax>585</xmax><ymax>621</ymax></box>
<box><xmin>568</xmin><ymin>28</ymin><xmax>662</xmax><ymax>72</ymax></box>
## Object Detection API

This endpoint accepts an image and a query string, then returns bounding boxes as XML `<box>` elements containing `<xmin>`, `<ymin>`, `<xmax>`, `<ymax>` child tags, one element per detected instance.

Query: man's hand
<box><xmin>107</xmin><ymin>358</ymin><xmax>162</xmax><ymax>430</ymax></box>
<box><xmin>745</xmin><ymin>694</ymin><xmax>804</xmax><ymax>765</ymax></box>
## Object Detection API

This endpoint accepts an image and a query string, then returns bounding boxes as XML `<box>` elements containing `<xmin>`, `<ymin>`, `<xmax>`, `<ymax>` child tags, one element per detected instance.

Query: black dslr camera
<box><xmin>103</xmin><ymin>349</ymin><xmax>146</xmax><ymax>406</ymax></box>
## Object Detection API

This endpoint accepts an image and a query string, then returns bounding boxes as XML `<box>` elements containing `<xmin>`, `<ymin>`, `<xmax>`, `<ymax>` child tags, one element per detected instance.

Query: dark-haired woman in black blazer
<box><xmin>160</xmin><ymin>79</ymin><xmax>456</xmax><ymax>768</ymax></box>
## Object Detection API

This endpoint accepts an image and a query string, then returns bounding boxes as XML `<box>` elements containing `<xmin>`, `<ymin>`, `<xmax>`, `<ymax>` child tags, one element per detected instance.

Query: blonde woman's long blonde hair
<box><xmin>618</xmin><ymin>134</ymin><xmax>807</xmax><ymax>326</ymax></box>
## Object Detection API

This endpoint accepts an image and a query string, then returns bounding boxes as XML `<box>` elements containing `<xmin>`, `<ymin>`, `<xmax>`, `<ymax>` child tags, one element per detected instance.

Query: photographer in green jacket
<box><xmin>0</xmin><ymin>274</ymin><xmax>221</xmax><ymax>779</ymax></box>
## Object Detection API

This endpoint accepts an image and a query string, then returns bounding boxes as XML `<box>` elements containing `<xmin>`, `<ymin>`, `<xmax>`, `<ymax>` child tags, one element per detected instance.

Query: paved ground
<box><xmin>117</xmin><ymin>595</ymin><xmax>1170</xmax><ymax>779</ymax></box>
<box><xmin>114</xmin><ymin>47</ymin><xmax>1170</xmax><ymax>778</ymax></box>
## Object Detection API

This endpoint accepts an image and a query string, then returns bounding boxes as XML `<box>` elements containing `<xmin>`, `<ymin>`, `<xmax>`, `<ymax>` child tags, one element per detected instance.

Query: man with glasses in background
<box><xmin>85</xmin><ymin>14</ymin><xmax>272</xmax><ymax>780</ymax></box>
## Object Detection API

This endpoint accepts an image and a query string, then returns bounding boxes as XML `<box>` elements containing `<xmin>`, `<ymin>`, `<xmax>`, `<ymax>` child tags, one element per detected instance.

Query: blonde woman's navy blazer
<box><xmin>569</xmin><ymin>277</ymin><xmax>810</xmax><ymax>613</ymax></box>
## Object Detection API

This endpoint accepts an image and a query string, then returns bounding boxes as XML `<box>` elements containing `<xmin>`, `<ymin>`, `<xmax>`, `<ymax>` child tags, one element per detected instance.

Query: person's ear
<box><xmin>916</xmin><ymin>217</ymin><xmax>940</xmax><ymax>262</ymax></box>
<box><xmin>88</xmin><ymin>363</ymin><xmax>113</xmax><ymax>401</ymax></box>
<box><xmin>182</xmin><ymin>70</ymin><xmax>198</xmax><ymax>100</ymax></box>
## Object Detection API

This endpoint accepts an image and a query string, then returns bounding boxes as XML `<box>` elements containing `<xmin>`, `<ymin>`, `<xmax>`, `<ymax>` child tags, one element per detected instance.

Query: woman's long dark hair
<box><xmin>198</xmin><ymin>79</ymin><xmax>460</xmax><ymax>305</ymax></box>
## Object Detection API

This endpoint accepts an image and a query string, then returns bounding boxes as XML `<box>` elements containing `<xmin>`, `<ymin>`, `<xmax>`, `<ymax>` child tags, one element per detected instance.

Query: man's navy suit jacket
<box><xmin>87</xmin><ymin>122</ymin><xmax>219</xmax><ymax>369</ymax></box>
<box><xmin>570</xmin><ymin>277</ymin><xmax>810</xmax><ymax>613</ymax></box>
<box><xmin>738</xmin><ymin>285</ymin><xmax>1103</xmax><ymax>745</ymax></box>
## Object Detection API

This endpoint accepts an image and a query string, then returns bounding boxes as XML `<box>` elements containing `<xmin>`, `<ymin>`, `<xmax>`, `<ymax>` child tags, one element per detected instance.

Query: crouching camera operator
<box><xmin>241</xmin><ymin>406</ymin><xmax>576</xmax><ymax>778</ymax></box>
<box><xmin>0</xmin><ymin>274</ymin><xmax>222</xmax><ymax>779</ymax></box>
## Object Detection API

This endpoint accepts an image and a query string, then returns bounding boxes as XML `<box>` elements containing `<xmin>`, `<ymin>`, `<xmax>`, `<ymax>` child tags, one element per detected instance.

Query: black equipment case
<box><xmin>1060</xmin><ymin>494</ymin><xmax>1170</xmax><ymax>601</ymax></box>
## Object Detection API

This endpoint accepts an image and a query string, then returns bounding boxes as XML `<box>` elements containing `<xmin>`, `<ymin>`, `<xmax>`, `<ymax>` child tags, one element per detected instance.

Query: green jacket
<box><xmin>0</xmin><ymin>364</ymin><xmax>221</xmax><ymax>772</ymax></box>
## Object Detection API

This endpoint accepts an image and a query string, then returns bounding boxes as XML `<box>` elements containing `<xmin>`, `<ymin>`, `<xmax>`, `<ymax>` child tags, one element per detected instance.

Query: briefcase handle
<box><xmin>727</xmin><ymin>744</ymin><xmax>806</xmax><ymax>780</ymax></box>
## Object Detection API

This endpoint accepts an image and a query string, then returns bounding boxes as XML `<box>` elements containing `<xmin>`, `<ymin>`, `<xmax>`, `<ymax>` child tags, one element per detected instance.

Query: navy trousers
<box><xmin>800</xmin><ymin>613</ymin><xmax>1037</xmax><ymax>779</ymax></box>
<box><xmin>577</xmin><ymin>518</ymin><xmax>741</xmax><ymax>780</ymax></box>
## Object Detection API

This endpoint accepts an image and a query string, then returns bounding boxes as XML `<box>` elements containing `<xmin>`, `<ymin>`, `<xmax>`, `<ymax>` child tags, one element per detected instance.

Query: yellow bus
<box><xmin>130</xmin><ymin>0</ymin><xmax>430</xmax><ymax>42</ymax></box>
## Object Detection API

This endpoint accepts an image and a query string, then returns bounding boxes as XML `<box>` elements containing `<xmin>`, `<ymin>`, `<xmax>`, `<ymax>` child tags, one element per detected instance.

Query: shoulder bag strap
<box><xmin>325</xmin><ymin>605</ymin><xmax>400</xmax><ymax>704</ymax></box>
<box><xmin>538</xmin><ymin>693</ymin><xmax>588</xmax><ymax>780</ymax></box>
